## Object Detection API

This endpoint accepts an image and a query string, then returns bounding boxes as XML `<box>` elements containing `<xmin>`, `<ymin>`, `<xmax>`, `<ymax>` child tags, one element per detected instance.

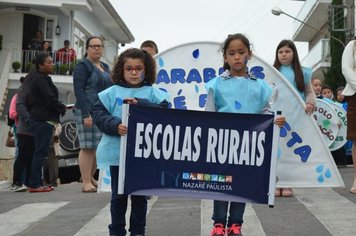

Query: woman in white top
<box><xmin>341</xmin><ymin>40</ymin><xmax>356</xmax><ymax>194</ymax></box>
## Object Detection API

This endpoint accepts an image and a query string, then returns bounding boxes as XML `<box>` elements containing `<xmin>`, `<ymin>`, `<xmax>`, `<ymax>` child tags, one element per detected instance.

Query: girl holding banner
<box><xmin>205</xmin><ymin>34</ymin><xmax>286</xmax><ymax>236</ymax></box>
<box><xmin>92</xmin><ymin>48</ymin><xmax>169</xmax><ymax>236</ymax></box>
<box><xmin>273</xmin><ymin>40</ymin><xmax>316</xmax><ymax>197</ymax></box>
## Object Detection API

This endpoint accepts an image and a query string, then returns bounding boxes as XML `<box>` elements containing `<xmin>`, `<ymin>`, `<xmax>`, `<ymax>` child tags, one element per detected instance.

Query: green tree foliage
<box><xmin>324</xmin><ymin>0</ymin><xmax>346</xmax><ymax>90</ymax></box>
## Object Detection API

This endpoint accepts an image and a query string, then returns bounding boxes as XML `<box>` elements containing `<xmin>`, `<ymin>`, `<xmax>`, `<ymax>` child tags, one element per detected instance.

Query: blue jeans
<box><xmin>109</xmin><ymin>166</ymin><xmax>147</xmax><ymax>236</ymax></box>
<box><xmin>212</xmin><ymin>200</ymin><xmax>246</xmax><ymax>227</ymax></box>
<box><xmin>29</xmin><ymin>120</ymin><xmax>53</xmax><ymax>188</ymax></box>
<box><xmin>13</xmin><ymin>125</ymin><xmax>19</xmax><ymax>159</ymax></box>
<box><xmin>13</xmin><ymin>134</ymin><xmax>34</xmax><ymax>186</ymax></box>
<box><xmin>12</xmin><ymin>126</ymin><xmax>25</xmax><ymax>183</ymax></box>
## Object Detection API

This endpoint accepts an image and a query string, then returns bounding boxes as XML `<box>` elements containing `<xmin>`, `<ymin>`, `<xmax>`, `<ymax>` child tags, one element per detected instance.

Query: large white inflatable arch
<box><xmin>154</xmin><ymin>41</ymin><xmax>344</xmax><ymax>188</ymax></box>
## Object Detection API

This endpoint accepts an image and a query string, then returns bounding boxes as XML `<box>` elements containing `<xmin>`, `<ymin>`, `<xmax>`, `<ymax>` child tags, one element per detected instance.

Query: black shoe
<box><xmin>11</xmin><ymin>184</ymin><xmax>27</xmax><ymax>192</ymax></box>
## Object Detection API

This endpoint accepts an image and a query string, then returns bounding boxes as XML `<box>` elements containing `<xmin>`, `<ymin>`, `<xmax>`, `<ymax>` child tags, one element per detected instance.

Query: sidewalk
<box><xmin>0</xmin><ymin>180</ymin><xmax>11</xmax><ymax>191</ymax></box>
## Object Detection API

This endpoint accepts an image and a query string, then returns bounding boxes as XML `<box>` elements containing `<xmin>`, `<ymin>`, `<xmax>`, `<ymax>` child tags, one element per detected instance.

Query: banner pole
<box><xmin>268</xmin><ymin>111</ymin><xmax>281</xmax><ymax>207</ymax></box>
<box><xmin>118</xmin><ymin>104</ymin><xmax>129</xmax><ymax>194</ymax></box>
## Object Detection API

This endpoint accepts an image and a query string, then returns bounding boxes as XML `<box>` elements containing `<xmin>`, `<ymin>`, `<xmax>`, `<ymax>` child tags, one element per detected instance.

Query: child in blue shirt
<box><xmin>335</xmin><ymin>86</ymin><xmax>348</xmax><ymax>111</ymax></box>
<box><xmin>323</xmin><ymin>85</ymin><xmax>348</xmax><ymax>167</ymax></box>
<box><xmin>321</xmin><ymin>84</ymin><xmax>334</xmax><ymax>101</ymax></box>
<box><xmin>311</xmin><ymin>77</ymin><xmax>323</xmax><ymax>98</ymax></box>
<box><xmin>273</xmin><ymin>40</ymin><xmax>315</xmax><ymax>114</ymax></box>
<box><xmin>273</xmin><ymin>39</ymin><xmax>316</xmax><ymax>197</ymax></box>
<box><xmin>205</xmin><ymin>33</ymin><xmax>285</xmax><ymax>236</ymax></box>
<box><xmin>92</xmin><ymin>48</ymin><xmax>169</xmax><ymax>236</ymax></box>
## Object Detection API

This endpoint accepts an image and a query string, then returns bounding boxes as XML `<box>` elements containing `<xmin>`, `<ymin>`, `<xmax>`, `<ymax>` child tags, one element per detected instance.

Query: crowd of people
<box><xmin>5</xmin><ymin>32</ymin><xmax>356</xmax><ymax>236</ymax></box>
<box><xmin>28</xmin><ymin>30</ymin><xmax>77</xmax><ymax>74</ymax></box>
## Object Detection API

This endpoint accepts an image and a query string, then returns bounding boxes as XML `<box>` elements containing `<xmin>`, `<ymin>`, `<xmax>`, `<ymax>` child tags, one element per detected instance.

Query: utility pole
<box><xmin>325</xmin><ymin>0</ymin><xmax>346</xmax><ymax>89</ymax></box>
<box><xmin>345</xmin><ymin>0</ymin><xmax>355</xmax><ymax>42</ymax></box>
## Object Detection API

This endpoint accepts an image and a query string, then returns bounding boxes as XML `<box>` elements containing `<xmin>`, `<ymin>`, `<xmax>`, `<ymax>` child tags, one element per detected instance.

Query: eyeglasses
<box><xmin>124</xmin><ymin>66</ymin><xmax>145</xmax><ymax>74</ymax></box>
<box><xmin>88</xmin><ymin>44</ymin><xmax>104</xmax><ymax>49</ymax></box>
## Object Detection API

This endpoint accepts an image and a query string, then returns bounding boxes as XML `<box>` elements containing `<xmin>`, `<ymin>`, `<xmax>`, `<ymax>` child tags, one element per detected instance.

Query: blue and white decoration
<box><xmin>329</xmin><ymin>102</ymin><xmax>348</xmax><ymax>151</ymax></box>
<box><xmin>97</xmin><ymin>167</ymin><xmax>112</xmax><ymax>193</ymax></box>
<box><xmin>312</xmin><ymin>99</ymin><xmax>340</xmax><ymax>148</ymax></box>
<box><xmin>153</xmin><ymin>41</ymin><xmax>344</xmax><ymax>188</ymax></box>
<box><xmin>98</xmin><ymin>41</ymin><xmax>344</xmax><ymax>192</ymax></box>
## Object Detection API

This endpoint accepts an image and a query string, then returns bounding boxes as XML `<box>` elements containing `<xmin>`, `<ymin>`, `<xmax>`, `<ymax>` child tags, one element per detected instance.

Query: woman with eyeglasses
<box><xmin>73</xmin><ymin>36</ymin><xmax>112</xmax><ymax>192</ymax></box>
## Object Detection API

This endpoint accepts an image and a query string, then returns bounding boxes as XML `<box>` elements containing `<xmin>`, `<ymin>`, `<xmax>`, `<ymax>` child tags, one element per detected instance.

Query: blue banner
<box><xmin>120</xmin><ymin>105</ymin><xmax>278</xmax><ymax>204</ymax></box>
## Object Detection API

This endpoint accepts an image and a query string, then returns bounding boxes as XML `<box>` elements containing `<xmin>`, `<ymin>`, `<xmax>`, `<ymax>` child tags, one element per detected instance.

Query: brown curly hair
<box><xmin>111</xmin><ymin>48</ymin><xmax>156</xmax><ymax>85</ymax></box>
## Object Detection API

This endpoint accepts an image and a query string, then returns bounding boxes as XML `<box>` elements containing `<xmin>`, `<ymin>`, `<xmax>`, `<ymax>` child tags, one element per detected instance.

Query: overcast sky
<box><xmin>110</xmin><ymin>0</ymin><xmax>308</xmax><ymax>62</ymax></box>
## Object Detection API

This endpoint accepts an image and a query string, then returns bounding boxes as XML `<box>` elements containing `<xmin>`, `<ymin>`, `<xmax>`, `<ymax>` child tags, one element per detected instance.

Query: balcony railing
<box><xmin>301</xmin><ymin>38</ymin><xmax>330</xmax><ymax>69</ymax></box>
<box><xmin>18</xmin><ymin>50</ymin><xmax>77</xmax><ymax>75</ymax></box>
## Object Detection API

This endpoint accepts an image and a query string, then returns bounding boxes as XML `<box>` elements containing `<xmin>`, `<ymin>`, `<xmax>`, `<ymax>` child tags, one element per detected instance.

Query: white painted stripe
<box><xmin>201</xmin><ymin>200</ymin><xmax>266</xmax><ymax>236</ymax></box>
<box><xmin>294</xmin><ymin>188</ymin><xmax>356</xmax><ymax>236</ymax></box>
<box><xmin>73</xmin><ymin>203</ymin><xmax>110</xmax><ymax>236</ymax></box>
<box><xmin>0</xmin><ymin>202</ymin><xmax>69</xmax><ymax>236</ymax></box>
<box><xmin>200</xmin><ymin>199</ymin><xmax>213</xmax><ymax>236</ymax></box>
<box><xmin>74</xmin><ymin>196</ymin><xmax>158</xmax><ymax>236</ymax></box>
<box><xmin>243</xmin><ymin>204</ymin><xmax>266</xmax><ymax>236</ymax></box>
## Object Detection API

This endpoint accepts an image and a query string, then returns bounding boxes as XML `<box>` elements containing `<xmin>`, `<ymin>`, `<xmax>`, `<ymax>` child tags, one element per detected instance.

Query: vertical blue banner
<box><xmin>120</xmin><ymin>105</ymin><xmax>278</xmax><ymax>205</ymax></box>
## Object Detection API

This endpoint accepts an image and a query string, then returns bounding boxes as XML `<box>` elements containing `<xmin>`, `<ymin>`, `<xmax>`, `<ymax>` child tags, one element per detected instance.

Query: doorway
<box><xmin>22</xmin><ymin>14</ymin><xmax>42</xmax><ymax>50</ymax></box>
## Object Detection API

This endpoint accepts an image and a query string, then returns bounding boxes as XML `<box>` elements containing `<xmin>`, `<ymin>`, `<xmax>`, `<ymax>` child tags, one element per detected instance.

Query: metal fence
<box><xmin>20</xmin><ymin>50</ymin><xmax>77</xmax><ymax>75</ymax></box>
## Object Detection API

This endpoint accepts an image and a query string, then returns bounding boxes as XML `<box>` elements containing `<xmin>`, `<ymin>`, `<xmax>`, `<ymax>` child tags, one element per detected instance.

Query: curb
<box><xmin>0</xmin><ymin>180</ymin><xmax>11</xmax><ymax>191</ymax></box>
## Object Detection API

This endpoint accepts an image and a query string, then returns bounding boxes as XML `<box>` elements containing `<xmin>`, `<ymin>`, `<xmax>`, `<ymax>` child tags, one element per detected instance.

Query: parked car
<box><xmin>58</xmin><ymin>104</ymin><xmax>81</xmax><ymax>184</ymax></box>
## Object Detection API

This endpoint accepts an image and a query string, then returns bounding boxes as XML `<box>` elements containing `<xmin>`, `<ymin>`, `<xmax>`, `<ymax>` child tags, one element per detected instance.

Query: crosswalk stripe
<box><xmin>2</xmin><ymin>189</ymin><xmax>355</xmax><ymax>235</ymax></box>
<box><xmin>201</xmin><ymin>200</ymin><xmax>266</xmax><ymax>236</ymax></box>
<box><xmin>73</xmin><ymin>203</ymin><xmax>110</xmax><ymax>236</ymax></box>
<box><xmin>201</xmin><ymin>199</ymin><xmax>213</xmax><ymax>236</ymax></box>
<box><xmin>74</xmin><ymin>196</ymin><xmax>158</xmax><ymax>236</ymax></box>
<box><xmin>0</xmin><ymin>201</ymin><xmax>69</xmax><ymax>236</ymax></box>
<box><xmin>294</xmin><ymin>188</ymin><xmax>356</xmax><ymax>236</ymax></box>
<box><xmin>243</xmin><ymin>204</ymin><xmax>266</xmax><ymax>236</ymax></box>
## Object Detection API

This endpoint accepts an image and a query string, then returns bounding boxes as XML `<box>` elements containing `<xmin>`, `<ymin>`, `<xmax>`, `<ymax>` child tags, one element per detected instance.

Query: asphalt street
<box><xmin>0</xmin><ymin>167</ymin><xmax>356</xmax><ymax>236</ymax></box>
